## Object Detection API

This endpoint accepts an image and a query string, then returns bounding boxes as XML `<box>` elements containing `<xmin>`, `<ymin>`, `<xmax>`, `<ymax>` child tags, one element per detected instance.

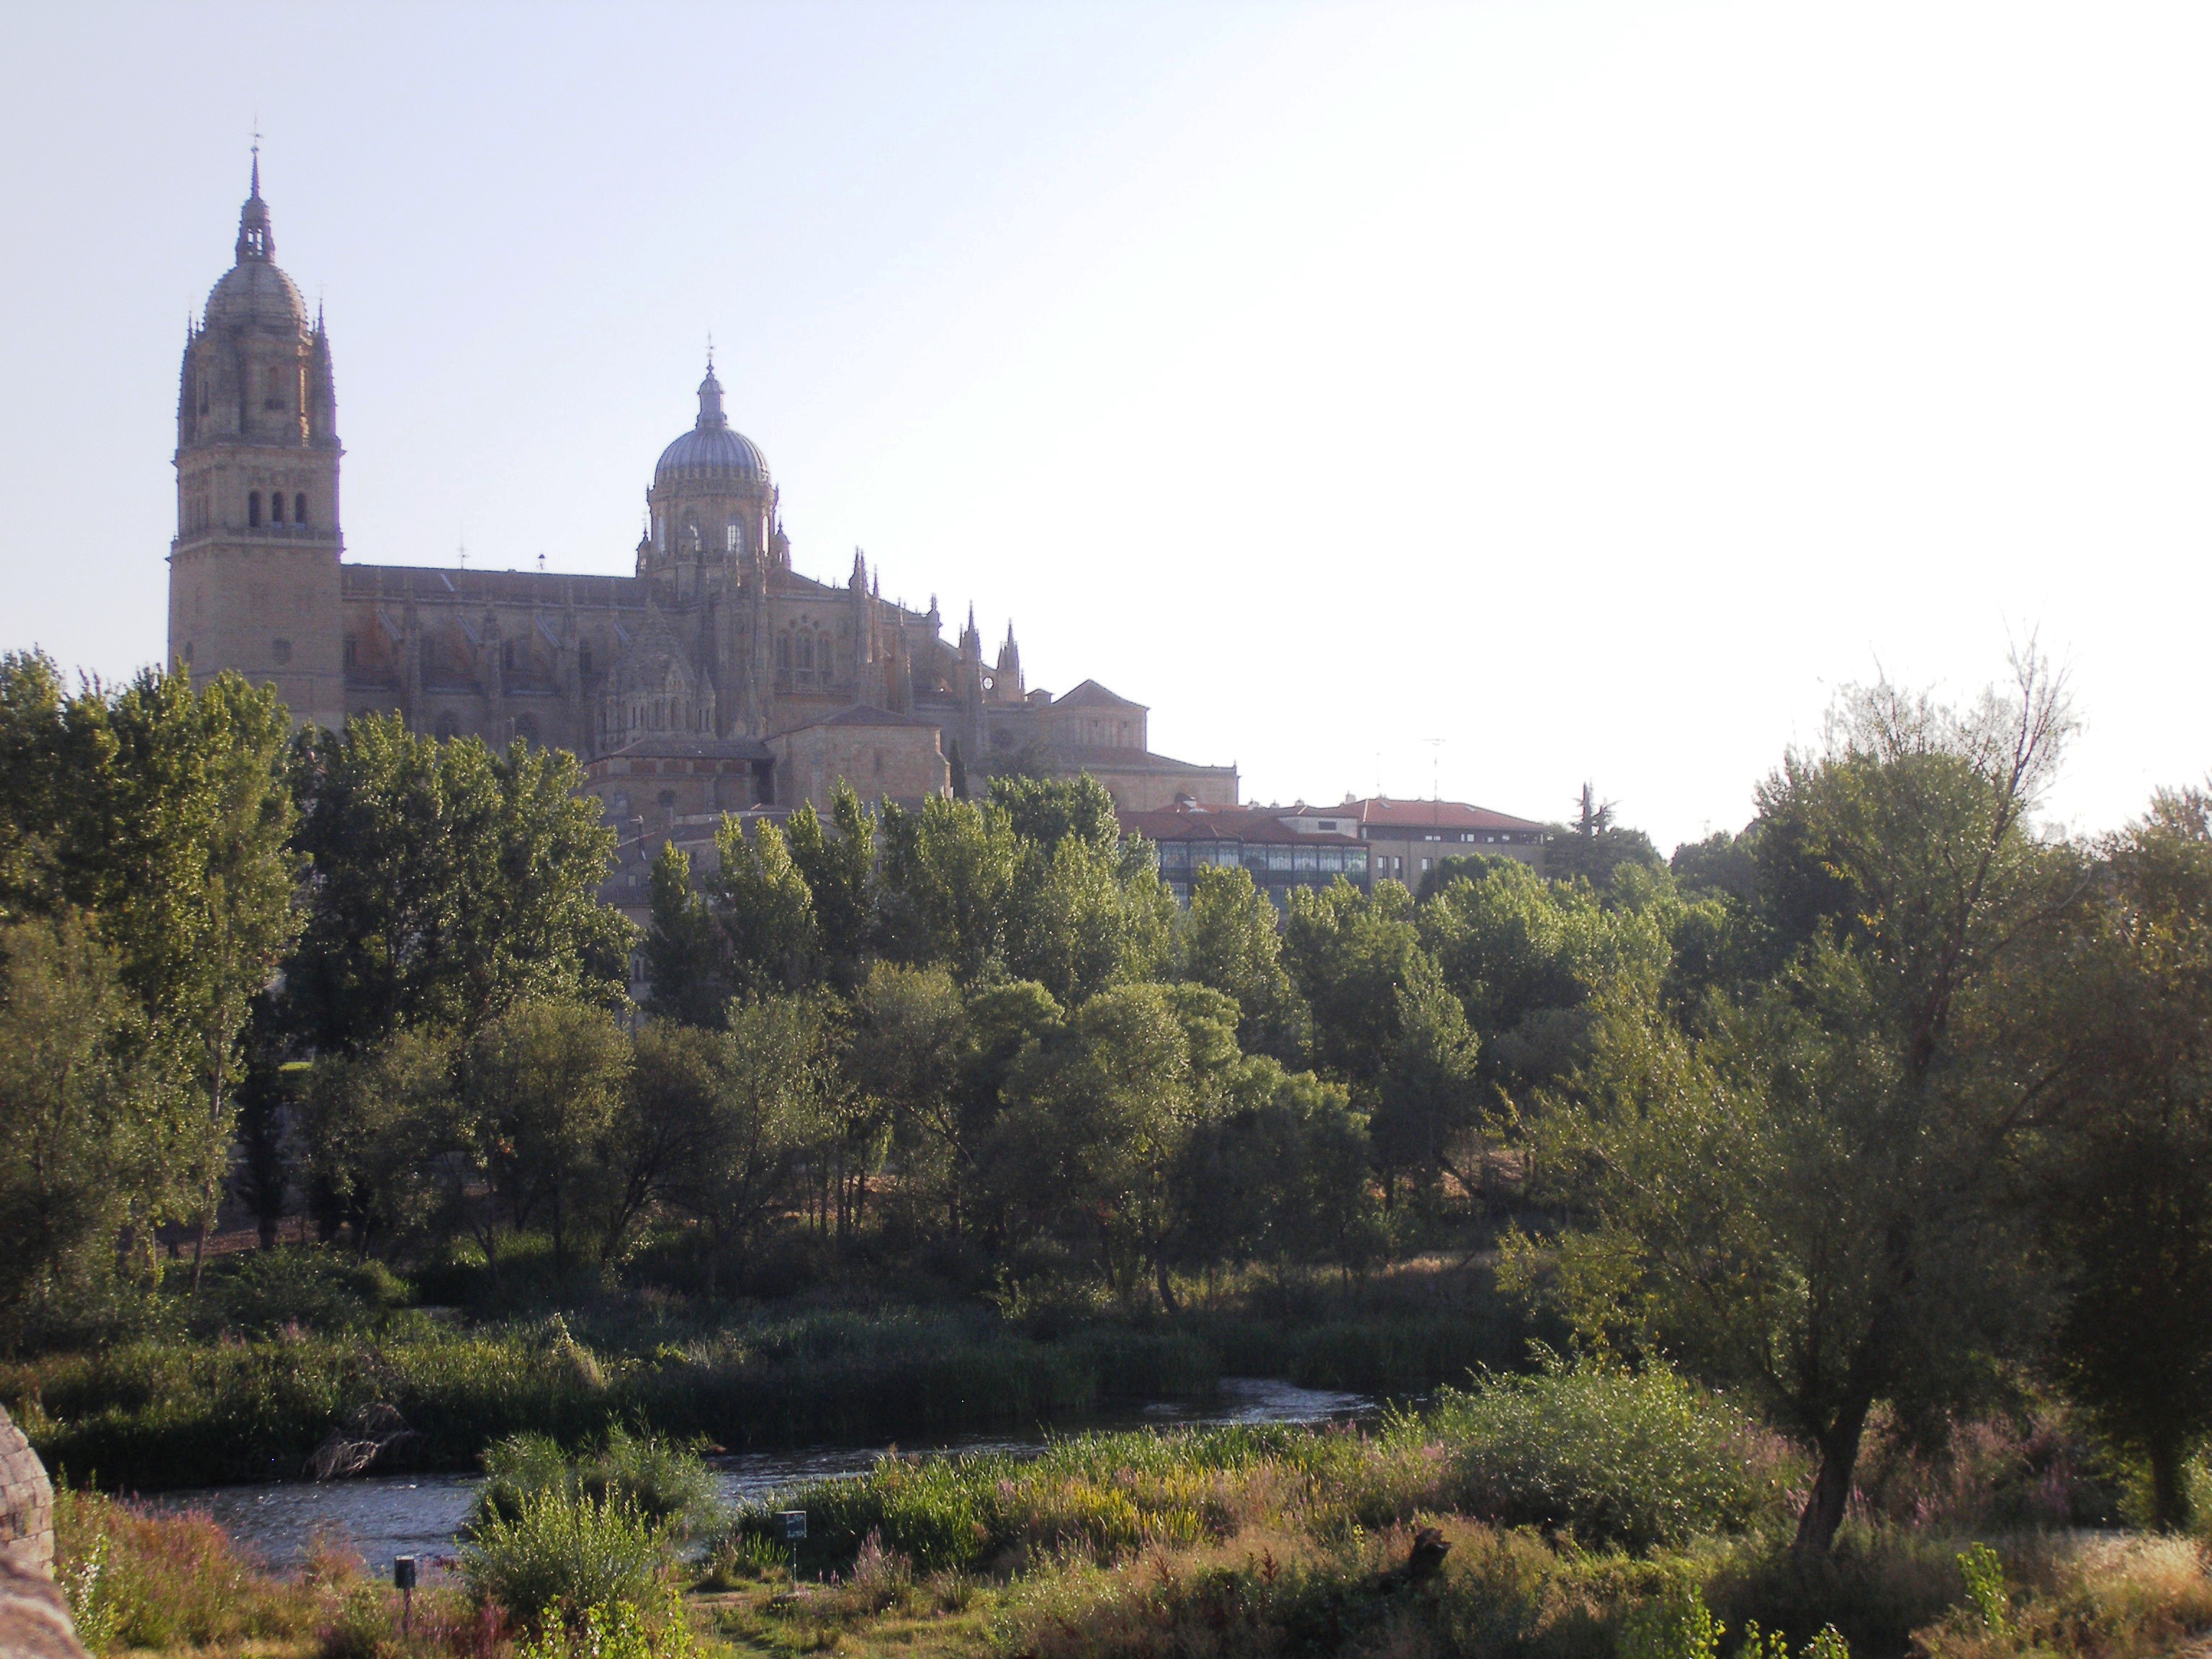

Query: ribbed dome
<box><xmin>655</xmin><ymin>364</ymin><xmax>768</xmax><ymax>484</ymax></box>
<box><xmin>204</xmin><ymin>258</ymin><xmax>308</xmax><ymax>334</ymax></box>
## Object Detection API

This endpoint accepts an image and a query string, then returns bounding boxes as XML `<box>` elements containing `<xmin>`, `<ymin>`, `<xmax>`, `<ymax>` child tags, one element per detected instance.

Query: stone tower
<box><xmin>168</xmin><ymin>154</ymin><xmax>345</xmax><ymax>728</ymax></box>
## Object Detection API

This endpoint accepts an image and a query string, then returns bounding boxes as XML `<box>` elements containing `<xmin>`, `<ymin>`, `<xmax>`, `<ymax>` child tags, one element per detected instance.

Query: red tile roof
<box><xmin>1285</xmin><ymin>797</ymin><xmax>1547</xmax><ymax>834</ymax></box>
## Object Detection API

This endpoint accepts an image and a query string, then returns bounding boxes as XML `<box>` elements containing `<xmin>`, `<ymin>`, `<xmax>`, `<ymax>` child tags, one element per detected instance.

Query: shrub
<box><xmin>458</xmin><ymin>1488</ymin><xmax>673</xmax><ymax>1624</ymax></box>
<box><xmin>51</xmin><ymin>1485</ymin><xmax>331</xmax><ymax>1651</ymax></box>
<box><xmin>470</xmin><ymin>1426</ymin><xmax>721</xmax><ymax>1540</ymax></box>
<box><xmin>204</xmin><ymin>1246</ymin><xmax>411</xmax><ymax>1338</ymax></box>
<box><xmin>1422</xmin><ymin>1357</ymin><xmax>1788</xmax><ymax>1551</ymax></box>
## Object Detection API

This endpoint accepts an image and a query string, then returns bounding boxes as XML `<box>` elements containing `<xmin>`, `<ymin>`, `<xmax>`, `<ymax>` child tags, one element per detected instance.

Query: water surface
<box><xmin>147</xmin><ymin>1377</ymin><xmax>1370</xmax><ymax>1573</ymax></box>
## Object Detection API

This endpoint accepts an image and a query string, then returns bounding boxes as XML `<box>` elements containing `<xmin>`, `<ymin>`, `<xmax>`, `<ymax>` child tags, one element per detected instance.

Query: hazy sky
<box><xmin>4</xmin><ymin>2</ymin><xmax>2207</xmax><ymax>850</ymax></box>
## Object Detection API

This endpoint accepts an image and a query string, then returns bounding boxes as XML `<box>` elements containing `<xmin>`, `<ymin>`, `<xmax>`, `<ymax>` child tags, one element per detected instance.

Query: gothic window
<box><xmin>657</xmin><ymin>789</ymin><xmax>676</xmax><ymax>822</ymax></box>
<box><xmin>578</xmin><ymin>643</ymin><xmax>593</xmax><ymax>677</ymax></box>
<box><xmin>501</xmin><ymin>642</ymin><xmax>514</xmax><ymax>672</ymax></box>
<box><xmin>655</xmin><ymin>515</ymin><xmax>665</xmax><ymax>552</ymax></box>
<box><xmin>248</xmin><ymin>492</ymin><xmax>262</xmax><ymax>527</ymax></box>
<box><xmin>435</xmin><ymin>711</ymin><xmax>459</xmax><ymax>741</ymax></box>
<box><xmin>295</xmin><ymin>493</ymin><xmax>307</xmax><ymax>526</ymax></box>
<box><xmin>796</xmin><ymin>633</ymin><xmax>814</xmax><ymax>675</ymax></box>
<box><xmin>726</xmin><ymin>521</ymin><xmax>740</xmax><ymax>554</ymax></box>
<box><xmin>270</xmin><ymin>492</ymin><xmax>284</xmax><ymax>523</ymax></box>
<box><xmin>271</xmin><ymin>638</ymin><xmax>292</xmax><ymax>665</ymax></box>
<box><xmin>264</xmin><ymin>366</ymin><xmax>287</xmax><ymax>410</ymax></box>
<box><xmin>343</xmin><ymin>637</ymin><xmax>357</xmax><ymax>669</ymax></box>
<box><xmin>514</xmin><ymin>714</ymin><xmax>539</xmax><ymax>746</ymax></box>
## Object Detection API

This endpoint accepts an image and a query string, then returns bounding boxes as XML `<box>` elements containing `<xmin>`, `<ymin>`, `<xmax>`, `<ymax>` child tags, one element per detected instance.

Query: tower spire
<box><xmin>235</xmin><ymin>133</ymin><xmax>274</xmax><ymax>264</ymax></box>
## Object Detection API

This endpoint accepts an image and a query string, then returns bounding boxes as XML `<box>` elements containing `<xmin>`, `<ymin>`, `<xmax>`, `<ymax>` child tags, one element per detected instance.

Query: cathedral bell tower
<box><xmin>168</xmin><ymin>153</ymin><xmax>345</xmax><ymax>728</ymax></box>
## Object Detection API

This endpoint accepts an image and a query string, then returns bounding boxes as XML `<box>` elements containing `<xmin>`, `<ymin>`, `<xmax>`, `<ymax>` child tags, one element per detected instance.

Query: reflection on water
<box><xmin>145</xmin><ymin>1377</ymin><xmax>1371</xmax><ymax>1573</ymax></box>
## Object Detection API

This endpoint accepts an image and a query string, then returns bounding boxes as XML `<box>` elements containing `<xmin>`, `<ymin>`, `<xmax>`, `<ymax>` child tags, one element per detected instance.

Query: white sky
<box><xmin>3</xmin><ymin>1</ymin><xmax>2207</xmax><ymax>850</ymax></box>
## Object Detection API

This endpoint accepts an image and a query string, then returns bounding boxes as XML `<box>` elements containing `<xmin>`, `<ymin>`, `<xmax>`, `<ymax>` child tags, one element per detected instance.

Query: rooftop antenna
<box><xmin>537</xmin><ymin>552</ymin><xmax>547</xmax><ymax>574</ymax></box>
<box><xmin>457</xmin><ymin>528</ymin><xmax>467</xmax><ymax>570</ymax></box>
<box><xmin>1423</xmin><ymin>737</ymin><xmax>1444</xmax><ymax>803</ymax></box>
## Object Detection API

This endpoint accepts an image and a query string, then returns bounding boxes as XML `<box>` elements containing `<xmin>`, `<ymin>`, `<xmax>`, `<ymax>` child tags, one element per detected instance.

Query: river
<box><xmin>145</xmin><ymin>1377</ymin><xmax>1372</xmax><ymax>1573</ymax></box>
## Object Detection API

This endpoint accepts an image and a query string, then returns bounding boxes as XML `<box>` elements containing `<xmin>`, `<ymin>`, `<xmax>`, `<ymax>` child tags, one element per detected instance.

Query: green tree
<box><xmin>991</xmin><ymin>981</ymin><xmax>1241</xmax><ymax>1307</ymax></box>
<box><xmin>847</xmin><ymin>963</ymin><xmax>969</xmax><ymax>1235</ymax></box>
<box><xmin>1174</xmin><ymin>1062</ymin><xmax>1375</xmax><ymax>1274</ymax></box>
<box><xmin>1280</xmin><ymin>878</ymin><xmax>1424</xmax><ymax>1087</ymax></box>
<box><xmin>1369</xmin><ymin>956</ymin><xmax>1485</xmax><ymax>1203</ymax></box>
<box><xmin>2035</xmin><ymin>788</ymin><xmax>2212</xmax><ymax>1528</ymax></box>
<box><xmin>287</xmin><ymin>716</ymin><xmax>628</xmax><ymax>1051</ymax></box>
<box><xmin>1179</xmin><ymin>863</ymin><xmax>1308</xmax><ymax>1061</ymax></box>
<box><xmin>0</xmin><ymin>915</ymin><xmax>163</xmax><ymax>1344</ymax></box>
<box><xmin>454</xmin><ymin>998</ymin><xmax>633</xmax><ymax>1275</ymax></box>
<box><xmin>1519</xmin><ymin>662</ymin><xmax>2084</xmax><ymax>1555</ymax></box>
<box><xmin>1544</xmin><ymin>784</ymin><xmax>1663</xmax><ymax>890</ymax></box>
<box><xmin>876</xmin><ymin>795</ymin><xmax>1019</xmax><ymax>984</ymax></box>
<box><xmin>642</xmin><ymin>841</ymin><xmax>730</xmax><ymax>1027</ymax></box>
<box><xmin>711</xmin><ymin>814</ymin><xmax>820</xmax><ymax>994</ymax></box>
<box><xmin>298</xmin><ymin>1026</ymin><xmax>457</xmax><ymax>1254</ymax></box>
<box><xmin>783</xmin><ymin>783</ymin><xmax>878</xmax><ymax>983</ymax></box>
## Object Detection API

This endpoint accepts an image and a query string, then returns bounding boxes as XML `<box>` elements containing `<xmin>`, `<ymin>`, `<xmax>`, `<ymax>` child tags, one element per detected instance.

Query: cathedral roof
<box><xmin>656</xmin><ymin>362</ymin><xmax>768</xmax><ymax>485</ymax></box>
<box><xmin>203</xmin><ymin>161</ymin><xmax>308</xmax><ymax>336</ymax></box>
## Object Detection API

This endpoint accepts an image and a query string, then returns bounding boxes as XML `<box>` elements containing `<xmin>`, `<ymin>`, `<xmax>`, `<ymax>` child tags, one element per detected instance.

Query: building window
<box><xmin>727</xmin><ymin>521</ymin><xmax>740</xmax><ymax>554</ymax></box>
<box><xmin>435</xmin><ymin>712</ymin><xmax>459</xmax><ymax>741</ymax></box>
<box><xmin>578</xmin><ymin>643</ymin><xmax>593</xmax><ymax>677</ymax></box>
<box><xmin>657</xmin><ymin>789</ymin><xmax>676</xmax><ymax>822</ymax></box>
<box><xmin>295</xmin><ymin>493</ymin><xmax>308</xmax><ymax>526</ymax></box>
<box><xmin>248</xmin><ymin>491</ymin><xmax>262</xmax><ymax>526</ymax></box>
<box><xmin>655</xmin><ymin>515</ymin><xmax>665</xmax><ymax>552</ymax></box>
<box><xmin>514</xmin><ymin>714</ymin><xmax>539</xmax><ymax>746</ymax></box>
<box><xmin>269</xmin><ymin>492</ymin><xmax>284</xmax><ymax>523</ymax></box>
<box><xmin>343</xmin><ymin>637</ymin><xmax>356</xmax><ymax>669</ymax></box>
<box><xmin>501</xmin><ymin>642</ymin><xmax>514</xmax><ymax>672</ymax></box>
<box><xmin>271</xmin><ymin>638</ymin><xmax>292</xmax><ymax>665</ymax></box>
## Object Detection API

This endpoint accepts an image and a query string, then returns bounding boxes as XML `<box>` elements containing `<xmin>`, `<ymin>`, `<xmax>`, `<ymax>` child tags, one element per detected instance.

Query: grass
<box><xmin>4</xmin><ymin>1252</ymin><xmax>1547</xmax><ymax>1491</ymax></box>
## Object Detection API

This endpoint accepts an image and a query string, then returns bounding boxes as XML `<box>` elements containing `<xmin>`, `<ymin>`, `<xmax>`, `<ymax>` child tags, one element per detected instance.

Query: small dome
<box><xmin>655</xmin><ymin>363</ymin><xmax>768</xmax><ymax>485</ymax></box>
<box><xmin>204</xmin><ymin>259</ymin><xmax>308</xmax><ymax>335</ymax></box>
<box><xmin>203</xmin><ymin>170</ymin><xmax>307</xmax><ymax>336</ymax></box>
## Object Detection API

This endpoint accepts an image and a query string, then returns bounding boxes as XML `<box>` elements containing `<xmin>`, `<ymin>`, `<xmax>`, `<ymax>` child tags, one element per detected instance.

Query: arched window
<box><xmin>513</xmin><ymin>714</ymin><xmax>539</xmax><ymax>746</ymax></box>
<box><xmin>295</xmin><ymin>493</ymin><xmax>308</xmax><ymax>526</ymax></box>
<box><xmin>727</xmin><ymin>521</ymin><xmax>740</xmax><ymax>554</ymax></box>
<box><xmin>657</xmin><ymin>789</ymin><xmax>677</xmax><ymax>822</ymax></box>
<box><xmin>655</xmin><ymin>515</ymin><xmax>665</xmax><ymax>552</ymax></box>
<box><xmin>434</xmin><ymin>711</ymin><xmax>459</xmax><ymax>742</ymax></box>
<box><xmin>777</xmin><ymin>634</ymin><xmax>792</xmax><ymax>672</ymax></box>
<box><xmin>501</xmin><ymin>641</ymin><xmax>514</xmax><ymax>672</ymax></box>
<box><xmin>248</xmin><ymin>492</ymin><xmax>262</xmax><ymax>527</ymax></box>
<box><xmin>270</xmin><ymin>492</ymin><xmax>284</xmax><ymax>523</ymax></box>
<box><xmin>271</xmin><ymin>638</ymin><xmax>292</xmax><ymax>665</ymax></box>
<box><xmin>578</xmin><ymin>643</ymin><xmax>593</xmax><ymax>677</ymax></box>
<box><xmin>796</xmin><ymin>633</ymin><xmax>814</xmax><ymax>673</ymax></box>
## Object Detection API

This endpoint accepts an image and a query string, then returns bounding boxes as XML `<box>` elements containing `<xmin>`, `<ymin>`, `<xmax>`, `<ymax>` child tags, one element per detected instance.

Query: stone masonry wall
<box><xmin>0</xmin><ymin>1404</ymin><xmax>54</xmax><ymax>1578</ymax></box>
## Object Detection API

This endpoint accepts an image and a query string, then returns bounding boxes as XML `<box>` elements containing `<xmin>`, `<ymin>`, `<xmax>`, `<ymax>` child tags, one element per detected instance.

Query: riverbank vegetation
<box><xmin>43</xmin><ymin>1367</ymin><xmax>2212</xmax><ymax>1659</ymax></box>
<box><xmin>7</xmin><ymin>643</ymin><xmax>2212</xmax><ymax>1653</ymax></box>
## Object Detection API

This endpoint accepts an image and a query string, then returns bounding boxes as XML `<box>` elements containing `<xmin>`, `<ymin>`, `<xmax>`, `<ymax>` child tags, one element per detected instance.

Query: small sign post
<box><xmin>393</xmin><ymin>1555</ymin><xmax>417</xmax><ymax>1634</ymax></box>
<box><xmin>780</xmin><ymin>1509</ymin><xmax>807</xmax><ymax>1586</ymax></box>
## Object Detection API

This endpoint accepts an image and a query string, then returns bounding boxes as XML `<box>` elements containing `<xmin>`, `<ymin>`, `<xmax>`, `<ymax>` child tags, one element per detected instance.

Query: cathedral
<box><xmin>167</xmin><ymin>163</ymin><xmax>1238</xmax><ymax>823</ymax></box>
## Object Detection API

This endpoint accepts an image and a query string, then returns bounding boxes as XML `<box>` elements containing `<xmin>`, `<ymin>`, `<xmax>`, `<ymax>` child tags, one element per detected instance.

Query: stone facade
<box><xmin>0</xmin><ymin>1406</ymin><xmax>53</xmax><ymax>1580</ymax></box>
<box><xmin>169</xmin><ymin>167</ymin><xmax>1237</xmax><ymax>817</ymax></box>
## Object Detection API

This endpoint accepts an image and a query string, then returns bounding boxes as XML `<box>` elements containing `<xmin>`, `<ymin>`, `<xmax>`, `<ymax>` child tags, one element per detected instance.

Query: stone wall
<box><xmin>0</xmin><ymin>1406</ymin><xmax>53</xmax><ymax>1579</ymax></box>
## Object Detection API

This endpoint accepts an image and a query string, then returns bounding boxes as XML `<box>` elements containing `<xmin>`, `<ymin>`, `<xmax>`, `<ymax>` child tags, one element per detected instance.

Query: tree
<box><xmin>641</xmin><ymin>842</ymin><xmax>730</xmax><ymax>1028</ymax></box>
<box><xmin>1280</xmin><ymin>878</ymin><xmax>1424</xmax><ymax>1087</ymax></box>
<box><xmin>103</xmin><ymin>669</ymin><xmax>303</xmax><ymax>1285</ymax></box>
<box><xmin>876</xmin><ymin>795</ymin><xmax>1018</xmax><ymax>984</ymax></box>
<box><xmin>1519</xmin><ymin>660</ymin><xmax>2084</xmax><ymax>1555</ymax></box>
<box><xmin>0</xmin><ymin>915</ymin><xmax>163</xmax><ymax>1345</ymax></box>
<box><xmin>297</xmin><ymin>1026</ymin><xmax>457</xmax><ymax>1254</ymax></box>
<box><xmin>846</xmin><ymin>963</ymin><xmax>968</xmax><ymax>1235</ymax></box>
<box><xmin>711</xmin><ymin>815</ymin><xmax>820</xmax><ymax>995</ymax></box>
<box><xmin>1368</xmin><ymin>956</ymin><xmax>1485</xmax><ymax>1203</ymax></box>
<box><xmin>660</xmin><ymin>996</ymin><xmax>822</xmax><ymax>1287</ymax></box>
<box><xmin>1179</xmin><ymin>864</ymin><xmax>1308</xmax><ymax>1061</ymax></box>
<box><xmin>454</xmin><ymin>998</ymin><xmax>633</xmax><ymax>1275</ymax></box>
<box><xmin>989</xmin><ymin>982</ymin><xmax>1241</xmax><ymax>1308</ymax></box>
<box><xmin>287</xmin><ymin>716</ymin><xmax>629</xmax><ymax>1052</ymax></box>
<box><xmin>2034</xmin><ymin>788</ymin><xmax>2212</xmax><ymax>1528</ymax></box>
<box><xmin>1539</xmin><ymin>783</ymin><xmax>1663</xmax><ymax>890</ymax></box>
<box><xmin>1174</xmin><ymin>1062</ymin><xmax>1376</xmax><ymax>1274</ymax></box>
<box><xmin>784</xmin><ymin>783</ymin><xmax>878</xmax><ymax>983</ymax></box>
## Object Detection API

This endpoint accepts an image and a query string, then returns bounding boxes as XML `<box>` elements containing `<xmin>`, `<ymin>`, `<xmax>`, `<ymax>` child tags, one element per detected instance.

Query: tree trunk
<box><xmin>2148</xmin><ymin>1430</ymin><xmax>2193</xmax><ymax>1532</ymax></box>
<box><xmin>1154</xmin><ymin>1256</ymin><xmax>1180</xmax><ymax>1314</ymax></box>
<box><xmin>1794</xmin><ymin>1395</ymin><xmax>1874</xmax><ymax>1556</ymax></box>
